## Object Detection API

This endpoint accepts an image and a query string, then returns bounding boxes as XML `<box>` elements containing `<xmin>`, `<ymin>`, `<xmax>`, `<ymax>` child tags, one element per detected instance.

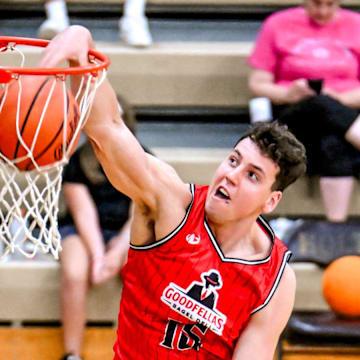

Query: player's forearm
<box><xmin>83</xmin><ymin>83</ymin><xmax>158</xmax><ymax>206</ymax></box>
<box><xmin>83</xmin><ymin>77</ymin><xmax>123</xmax><ymax>135</ymax></box>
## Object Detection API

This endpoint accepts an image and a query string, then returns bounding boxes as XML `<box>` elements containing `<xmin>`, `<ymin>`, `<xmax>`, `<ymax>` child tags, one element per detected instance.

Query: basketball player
<box><xmin>40</xmin><ymin>25</ymin><xmax>307</xmax><ymax>359</ymax></box>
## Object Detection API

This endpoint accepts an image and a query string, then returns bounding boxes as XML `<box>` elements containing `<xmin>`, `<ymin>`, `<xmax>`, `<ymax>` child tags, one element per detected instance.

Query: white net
<box><xmin>0</xmin><ymin>163</ymin><xmax>63</xmax><ymax>259</ymax></box>
<box><xmin>0</xmin><ymin>41</ymin><xmax>107</xmax><ymax>260</ymax></box>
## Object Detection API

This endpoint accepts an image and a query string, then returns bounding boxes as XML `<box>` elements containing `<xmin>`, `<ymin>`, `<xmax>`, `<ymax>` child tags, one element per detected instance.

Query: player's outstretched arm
<box><xmin>232</xmin><ymin>264</ymin><xmax>296</xmax><ymax>360</ymax></box>
<box><xmin>40</xmin><ymin>26</ymin><xmax>189</xmax><ymax>214</ymax></box>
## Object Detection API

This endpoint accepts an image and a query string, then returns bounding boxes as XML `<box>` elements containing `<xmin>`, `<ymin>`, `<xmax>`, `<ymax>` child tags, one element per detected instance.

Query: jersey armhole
<box><xmin>129</xmin><ymin>184</ymin><xmax>196</xmax><ymax>250</ymax></box>
<box><xmin>250</xmin><ymin>250</ymin><xmax>292</xmax><ymax>315</ymax></box>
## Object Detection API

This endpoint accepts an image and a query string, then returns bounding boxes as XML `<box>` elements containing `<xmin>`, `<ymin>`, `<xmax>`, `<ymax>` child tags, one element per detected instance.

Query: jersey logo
<box><xmin>186</xmin><ymin>233</ymin><xmax>201</xmax><ymax>244</ymax></box>
<box><xmin>161</xmin><ymin>270</ymin><xmax>227</xmax><ymax>335</ymax></box>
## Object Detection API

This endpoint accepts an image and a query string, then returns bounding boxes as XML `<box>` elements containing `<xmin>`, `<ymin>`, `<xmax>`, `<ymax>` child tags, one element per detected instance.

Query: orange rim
<box><xmin>0</xmin><ymin>36</ymin><xmax>110</xmax><ymax>81</ymax></box>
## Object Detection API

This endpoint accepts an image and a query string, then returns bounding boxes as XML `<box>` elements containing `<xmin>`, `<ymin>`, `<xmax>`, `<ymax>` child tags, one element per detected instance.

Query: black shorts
<box><xmin>274</xmin><ymin>95</ymin><xmax>360</xmax><ymax>177</ymax></box>
<box><xmin>59</xmin><ymin>225</ymin><xmax>118</xmax><ymax>245</ymax></box>
<box><xmin>275</xmin><ymin>95</ymin><xmax>359</xmax><ymax>136</ymax></box>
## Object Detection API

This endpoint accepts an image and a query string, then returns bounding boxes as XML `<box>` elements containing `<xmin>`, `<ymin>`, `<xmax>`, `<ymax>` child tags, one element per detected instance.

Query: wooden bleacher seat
<box><xmin>0</xmin><ymin>260</ymin><xmax>329</xmax><ymax>323</ymax></box>
<box><xmin>280</xmin><ymin>339</ymin><xmax>360</xmax><ymax>360</ymax></box>
<box><xmin>279</xmin><ymin>312</ymin><xmax>360</xmax><ymax>360</ymax></box>
<box><xmin>0</xmin><ymin>260</ymin><xmax>122</xmax><ymax>323</ymax></box>
<box><xmin>0</xmin><ymin>42</ymin><xmax>254</xmax><ymax>108</ymax></box>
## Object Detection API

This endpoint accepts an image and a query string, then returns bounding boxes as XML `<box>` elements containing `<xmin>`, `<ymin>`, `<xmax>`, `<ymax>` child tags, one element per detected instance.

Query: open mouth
<box><xmin>215</xmin><ymin>187</ymin><xmax>230</xmax><ymax>200</ymax></box>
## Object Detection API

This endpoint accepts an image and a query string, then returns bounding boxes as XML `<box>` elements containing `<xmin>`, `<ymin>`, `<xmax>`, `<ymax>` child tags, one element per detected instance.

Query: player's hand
<box><xmin>286</xmin><ymin>79</ymin><xmax>316</xmax><ymax>103</ymax></box>
<box><xmin>39</xmin><ymin>25</ymin><xmax>94</xmax><ymax>68</ymax></box>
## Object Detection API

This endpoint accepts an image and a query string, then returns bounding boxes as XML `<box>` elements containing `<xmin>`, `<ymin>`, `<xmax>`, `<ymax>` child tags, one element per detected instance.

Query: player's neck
<box><xmin>209</xmin><ymin>217</ymin><xmax>271</xmax><ymax>260</ymax></box>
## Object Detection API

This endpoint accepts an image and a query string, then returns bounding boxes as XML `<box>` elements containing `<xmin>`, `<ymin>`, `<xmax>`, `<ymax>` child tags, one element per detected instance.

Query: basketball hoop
<box><xmin>0</xmin><ymin>36</ymin><xmax>110</xmax><ymax>260</ymax></box>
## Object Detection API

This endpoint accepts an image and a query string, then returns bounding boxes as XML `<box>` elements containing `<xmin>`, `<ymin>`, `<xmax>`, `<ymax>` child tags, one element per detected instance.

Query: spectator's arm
<box><xmin>91</xmin><ymin>204</ymin><xmax>133</xmax><ymax>285</ymax></box>
<box><xmin>323</xmin><ymin>87</ymin><xmax>360</xmax><ymax>109</ymax></box>
<box><xmin>249</xmin><ymin>69</ymin><xmax>315</xmax><ymax>105</ymax></box>
<box><xmin>63</xmin><ymin>182</ymin><xmax>105</xmax><ymax>259</ymax></box>
<box><xmin>106</xmin><ymin>202</ymin><xmax>134</xmax><ymax>263</ymax></box>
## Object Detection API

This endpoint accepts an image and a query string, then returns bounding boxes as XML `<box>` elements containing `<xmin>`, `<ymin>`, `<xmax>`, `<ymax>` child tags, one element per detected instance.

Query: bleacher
<box><xmin>1</xmin><ymin>1</ymin><xmax>360</xmax><ymax>358</ymax></box>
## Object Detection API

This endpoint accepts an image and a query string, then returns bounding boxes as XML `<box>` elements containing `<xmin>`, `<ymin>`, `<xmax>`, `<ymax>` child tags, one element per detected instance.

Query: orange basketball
<box><xmin>322</xmin><ymin>255</ymin><xmax>360</xmax><ymax>317</ymax></box>
<box><xmin>0</xmin><ymin>75</ymin><xmax>80</xmax><ymax>171</ymax></box>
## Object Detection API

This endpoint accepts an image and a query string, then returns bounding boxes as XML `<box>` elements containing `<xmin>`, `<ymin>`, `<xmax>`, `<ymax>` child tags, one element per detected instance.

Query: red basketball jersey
<box><xmin>114</xmin><ymin>184</ymin><xmax>291</xmax><ymax>359</ymax></box>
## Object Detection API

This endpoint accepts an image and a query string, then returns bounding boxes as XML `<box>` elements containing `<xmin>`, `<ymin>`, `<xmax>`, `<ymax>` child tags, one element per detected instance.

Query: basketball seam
<box><xmin>27</xmin><ymin>91</ymin><xmax>71</xmax><ymax>170</ymax></box>
<box><xmin>13</xmin><ymin>77</ymin><xmax>51</xmax><ymax>160</ymax></box>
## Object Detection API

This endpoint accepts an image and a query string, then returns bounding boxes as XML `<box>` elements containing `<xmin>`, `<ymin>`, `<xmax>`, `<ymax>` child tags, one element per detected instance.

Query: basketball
<box><xmin>322</xmin><ymin>255</ymin><xmax>360</xmax><ymax>317</ymax></box>
<box><xmin>0</xmin><ymin>75</ymin><xmax>80</xmax><ymax>171</ymax></box>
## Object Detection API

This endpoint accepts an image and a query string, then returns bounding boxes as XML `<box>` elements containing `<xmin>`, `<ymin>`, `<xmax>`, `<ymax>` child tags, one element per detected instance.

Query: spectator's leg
<box><xmin>60</xmin><ymin>234</ymin><xmax>89</xmax><ymax>359</ymax></box>
<box><xmin>304</xmin><ymin>95</ymin><xmax>360</xmax><ymax>150</ymax></box>
<box><xmin>345</xmin><ymin>114</ymin><xmax>360</xmax><ymax>150</ymax></box>
<box><xmin>119</xmin><ymin>0</ymin><xmax>152</xmax><ymax>47</ymax></box>
<box><xmin>38</xmin><ymin>0</ymin><xmax>69</xmax><ymax>40</ymax></box>
<box><xmin>320</xmin><ymin>177</ymin><xmax>354</xmax><ymax>222</ymax></box>
<box><xmin>278</xmin><ymin>100</ymin><xmax>360</xmax><ymax>223</ymax></box>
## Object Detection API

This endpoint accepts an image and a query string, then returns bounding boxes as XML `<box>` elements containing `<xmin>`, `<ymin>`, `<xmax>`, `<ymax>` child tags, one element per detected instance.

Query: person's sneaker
<box><xmin>60</xmin><ymin>353</ymin><xmax>83</xmax><ymax>360</ymax></box>
<box><xmin>269</xmin><ymin>217</ymin><xmax>304</xmax><ymax>240</ymax></box>
<box><xmin>119</xmin><ymin>16</ymin><xmax>152</xmax><ymax>48</ymax></box>
<box><xmin>37</xmin><ymin>18</ymin><xmax>69</xmax><ymax>40</ymax></box>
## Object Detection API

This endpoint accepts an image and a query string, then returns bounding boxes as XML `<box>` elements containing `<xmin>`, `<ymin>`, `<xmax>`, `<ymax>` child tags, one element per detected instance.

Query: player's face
<box><xmin>205</xmin><ymin>137</ymin><xmax>282</xmax><ymax>225</ymax></box>
<box><xmin>305</xmin><ymin>0</ymin><xmax>340</xmax><ymax>25</ymax></box>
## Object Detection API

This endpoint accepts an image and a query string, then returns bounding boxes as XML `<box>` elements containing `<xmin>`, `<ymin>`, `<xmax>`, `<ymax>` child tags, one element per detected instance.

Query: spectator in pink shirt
<box><xmin>248</xmin><ymin>0</ymin><xmax>360</xmax><ymax>223</ymax></box>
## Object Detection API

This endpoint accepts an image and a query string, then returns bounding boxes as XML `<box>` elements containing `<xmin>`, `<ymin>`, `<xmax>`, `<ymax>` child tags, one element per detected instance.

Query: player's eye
<box><xmin>229</xmin><ymin>156</ymin><xmax>237</xmax><ymax>166</ymax></box>
<box><xmin>249</xmin><ymin>171</ymin><xmax>259</xmax><ymax>182</ymax></box>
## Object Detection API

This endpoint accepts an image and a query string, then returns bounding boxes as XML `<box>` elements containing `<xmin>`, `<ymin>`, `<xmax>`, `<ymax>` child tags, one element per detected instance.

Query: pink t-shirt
<box><xmin>248</xmin><ymin>7</ymin><xmax>360</xmax><ymax>92</ymax></box>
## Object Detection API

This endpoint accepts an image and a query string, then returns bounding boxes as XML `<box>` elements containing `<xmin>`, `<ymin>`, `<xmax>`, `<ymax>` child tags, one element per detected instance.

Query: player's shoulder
<box><xmin>281</xmin><ymin>263</ymin><xmax>296</xmax><ymax>291</ymax></box>
<box><xmin>262</xmin><ymin>263</ymin><xmax>295</xmax><ymax>316</ymax></box>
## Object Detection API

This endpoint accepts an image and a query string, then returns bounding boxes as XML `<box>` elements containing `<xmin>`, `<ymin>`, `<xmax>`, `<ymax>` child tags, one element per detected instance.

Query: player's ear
<box><xmin>262</xmin><ymin>191</ymin><xmax>282</xmax><ymax>214</ymax></box>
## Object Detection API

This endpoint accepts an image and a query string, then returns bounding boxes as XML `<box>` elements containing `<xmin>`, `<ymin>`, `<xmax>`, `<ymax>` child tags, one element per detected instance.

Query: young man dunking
<box><xmin>40</xmin><ymin>25</ymin><xmax>306</xmax><ymax>360</ymax></box>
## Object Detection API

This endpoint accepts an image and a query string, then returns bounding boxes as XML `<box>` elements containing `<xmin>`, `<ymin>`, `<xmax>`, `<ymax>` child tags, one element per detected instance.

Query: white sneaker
<box><xmin>37</xmin><ymin>18</ymin><xmax>70</xmax><ymax>40</ymax></box>
<box><xmin>269</xmin><ymin>217</ymin><xmax>304</xmax><ymax>240</ymax></box>
<box><xmin>119</xmin><ymin>16</ymin><xmax>152</xmax><ymax>48</ymax></box>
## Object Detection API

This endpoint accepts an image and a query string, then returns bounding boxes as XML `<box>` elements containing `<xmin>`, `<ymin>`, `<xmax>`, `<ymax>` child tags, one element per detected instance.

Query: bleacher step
<box><xmin>0</xmin><ymin>260</ymin><xmax>328</xmax><ymax>323</ymax></box>
<box><xmin>0</xmin><ymin>41</ymin><xmax>253</xmax><ymax>108</ymax></box>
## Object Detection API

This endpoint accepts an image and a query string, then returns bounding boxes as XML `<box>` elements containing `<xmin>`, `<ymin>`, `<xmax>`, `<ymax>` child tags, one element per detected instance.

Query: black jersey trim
<box><xmin>204</xmin><ymin>215</ymin><xmax>275</xmax><ymax>265</ymax></box>
<box><xmin>129</xmin><ymin>184</ymin><xmax>195</xmax><ymax>251</ymax></box>
<box><xmin>257</xmin><ymin>215</ymin><xmax>275</xmax><ymax>241</ymax></box>
<box><xmin>250</xmin><ymin>250</ymin><xmax>292</xmax><ymax>315</ymax></box>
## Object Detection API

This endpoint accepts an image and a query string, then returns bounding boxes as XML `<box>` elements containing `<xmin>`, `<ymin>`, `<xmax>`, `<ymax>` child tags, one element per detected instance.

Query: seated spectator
<box><xmin>248</xmin><ymin>0</ymin><xmax>360</xmax><ymax>223</ymax></box>
<box><xmin>59</xmin><ymin>95</ymin><xmax>137</xmax><ymax>360</ymax></box>
<box><xmin>38</xmin><ymin>0</ymin><xmax>152</xmax><ymax>47</ymax></box>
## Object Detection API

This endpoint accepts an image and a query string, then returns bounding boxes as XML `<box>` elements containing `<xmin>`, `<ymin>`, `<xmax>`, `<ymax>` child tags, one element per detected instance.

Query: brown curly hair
<box><xmin>237</xmin><ymin>121</ymin><xmax>307</xmax><ymax>191</ymax></box>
